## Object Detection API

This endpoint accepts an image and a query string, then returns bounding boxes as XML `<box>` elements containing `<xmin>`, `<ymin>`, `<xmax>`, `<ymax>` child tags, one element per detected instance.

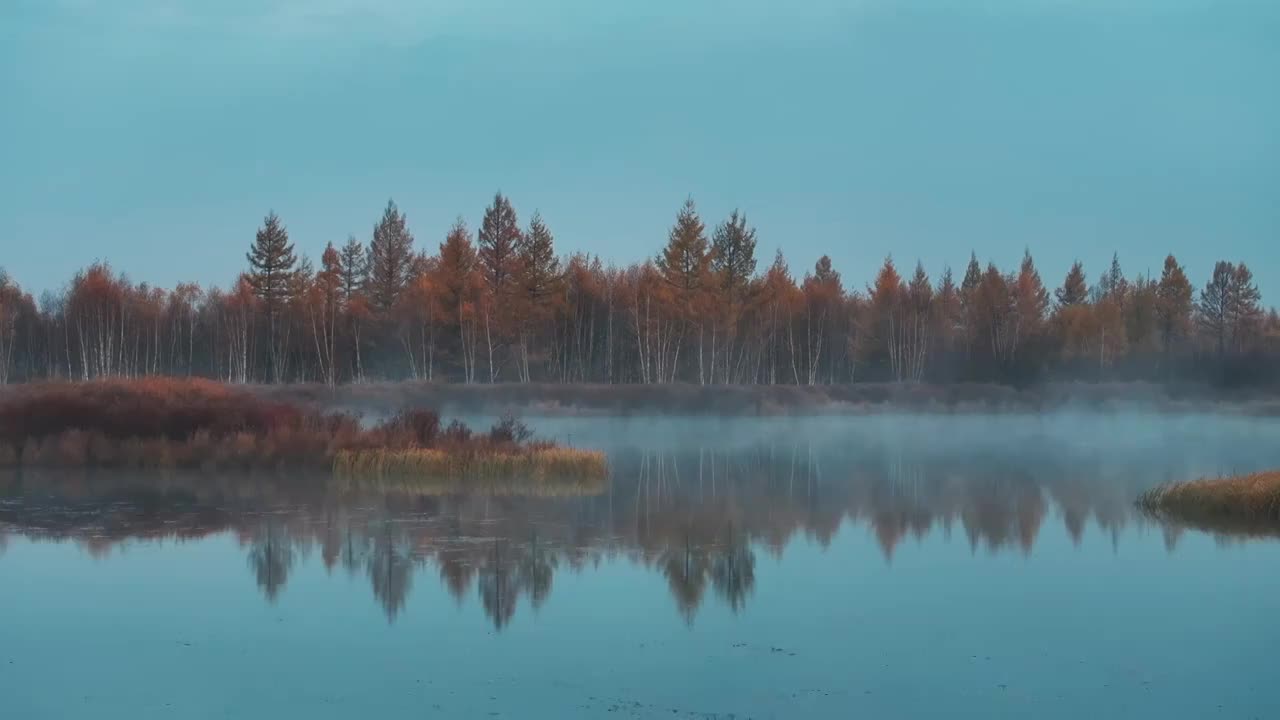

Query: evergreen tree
<box><xmin>246</xmin><ymin>211</ymin><xmax>297</xmax><ymax>382</ymax></box>
<box><xmin>960</xmin><ymin>252</ymin><xmax>982</xmax><ymax>300</ymax></box>
<box><xmin>956</xmin><ymin>251</ymin><xmax>983</xmax><ymax>351</ymax></box>
<box><xmin>811</xmin><ymin>255</ymin><xmax>840</xmax><ymax>287</ymax></box>
<box><xmin>246</xmin><ymin>211</ymin><xmax>297</xmax><ymax>317</ymax></box>
<box><xmin>1055</xmin><ymin>261</ymin><xmax>1089</xmax><ymax>307</ymax></box>
<box><xmin>517</xmin><ymin>211</ymin><xmax>561</xmax><ymax>302</ymax></box>
<box><xmin>477</xmin><ymin>192</ymin><xmax>523</xmax><ymax>381</ymax></box>
<box><xmin>339</xmin><ymin>234</ymin><xmax>367</xmax><ymax>303</ymax></box>
<box><xmin>367</xmin><ymin>200</ymin><xmax>414</xmax><ymax>312</ymax></box>
<box><xmin>513</xmin><ymin>212</ymin><xmax>561</xmax><ymax>381</ymax></box>
<box><xmin>710</xmin><ymin>209</ymin><xmax>758</xmax><ymax>303</ymax></box>
<box><xmin>478</xmin><ymin>192</ymin><xmax>522</xmax><ymax>299</ymax></box>
<box><xmin>1095</xmin><ymin>253</ymin><xmax>1128</xmax><ymax>303</ymax></box>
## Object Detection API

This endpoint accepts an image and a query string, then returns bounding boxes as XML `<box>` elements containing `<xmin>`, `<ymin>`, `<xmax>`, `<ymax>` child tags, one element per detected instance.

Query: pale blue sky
<box><xmin>2</xmin><ymin>0</ymin><xmax>1277</xmax><ymax>297</ymax></box>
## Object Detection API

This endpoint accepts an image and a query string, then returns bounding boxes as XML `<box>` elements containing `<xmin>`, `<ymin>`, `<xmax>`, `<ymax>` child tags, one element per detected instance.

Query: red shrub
<box><xmin>0</xmin><ymin>379</ymin><xmax>542</xmax><ymax>471</ymax></box>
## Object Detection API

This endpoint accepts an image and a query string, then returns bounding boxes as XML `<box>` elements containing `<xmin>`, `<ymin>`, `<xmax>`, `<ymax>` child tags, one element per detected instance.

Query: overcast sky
<box><xmin>2</xmin><ymin>0</ymin><xmax>1276</xmax><ymax>298</ymax></box>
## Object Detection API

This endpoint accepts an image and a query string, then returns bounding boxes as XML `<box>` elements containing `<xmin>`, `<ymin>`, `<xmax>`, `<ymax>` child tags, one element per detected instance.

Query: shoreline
<box><xmin>249</xmin><ymin>380</ymin><xmax>1280</xmax><ymax>417</ymax></box>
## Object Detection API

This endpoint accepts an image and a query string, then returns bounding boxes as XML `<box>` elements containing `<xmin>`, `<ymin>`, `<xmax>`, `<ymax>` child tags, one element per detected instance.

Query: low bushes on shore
<box><xmin>0</xmin><ymin>379</ymin><xmax>606</xmax><ymax>484</ymax></box>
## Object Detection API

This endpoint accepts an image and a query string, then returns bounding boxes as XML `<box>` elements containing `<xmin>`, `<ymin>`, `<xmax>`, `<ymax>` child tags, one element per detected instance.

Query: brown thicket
<box><xmin>0</xmin><ymin>378</ymin><xmax>565</xmax><ymax>472</ymax></box>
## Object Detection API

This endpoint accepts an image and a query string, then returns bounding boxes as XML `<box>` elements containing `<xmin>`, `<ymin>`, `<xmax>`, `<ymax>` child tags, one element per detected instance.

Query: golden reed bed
<box><xmin>334</xmin><ymin>447</ymin><xmax>609</xmax><ymax>489</ymax></box>
<box><xmin>1138</xmin><ymin>470</ymin><xmax>1280</xmax><ymax>535</ymax></box>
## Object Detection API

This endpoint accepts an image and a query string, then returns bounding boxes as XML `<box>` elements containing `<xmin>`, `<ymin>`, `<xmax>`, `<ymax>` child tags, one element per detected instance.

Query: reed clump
<box><xmin>1138</xmin><ymin>470</ymin><xmax>1280</xmax><ymax>530</ymax></box>
<box><xmin>335</xmin><ymin>446</ymin><xmax>608</xmax><ymax>480</ymax></box>
<box><xmin>333</xmin><ymin>447</ymin><xmax>608</xmax><ymax>494</ymax></box>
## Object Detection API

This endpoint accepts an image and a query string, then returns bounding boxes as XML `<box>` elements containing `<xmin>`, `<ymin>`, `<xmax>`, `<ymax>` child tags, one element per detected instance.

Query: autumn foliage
<box><xmin>0</xmin><ymin>378</ymin><xmax>572</xmax><ymax>473</ymax></box>
<box><xmin>0</xmin><ymin>198</ymin><xmax>1276</xmax><ymax>389</ymax></box>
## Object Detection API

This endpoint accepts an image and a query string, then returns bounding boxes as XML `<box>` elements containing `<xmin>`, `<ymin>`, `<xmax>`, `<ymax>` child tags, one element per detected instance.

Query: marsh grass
<box><xmin>331</xmin><ymin>459</ymin><xmax>607</xmax><ymax>497</ymax></box>
<box><xmin>334</xmin><ymin>447</ymin><xmax>608</xmax><ymax>489</ymax></box>
<box><xmin>1138</xmin><ymin>470</ymin><xmax>1280</xmax><ymax>535</ymax></box>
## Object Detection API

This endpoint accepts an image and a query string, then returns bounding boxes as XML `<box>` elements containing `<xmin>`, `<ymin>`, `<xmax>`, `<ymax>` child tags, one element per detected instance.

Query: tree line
<box><xmin>1</xmin><ymin>194</ymin><xmax>1276</xmax><ymax>387</ymax></box>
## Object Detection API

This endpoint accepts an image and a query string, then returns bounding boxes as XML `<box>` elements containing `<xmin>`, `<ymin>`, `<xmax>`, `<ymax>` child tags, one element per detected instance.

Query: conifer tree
<box><xmin>438</xmin><ymin>218</ymin><xmax>482</xmax><ymax>383</ymax></box>
<box><xmin>246</xmin><ymin>212</ymin><xmax>297</xmax><ymax>316</ymax></box>
<box><xmin>655</xmin><ymin>197</ymin><xmax>712</xmax><ymax>381</ymax></box>
<box><xmin>1055</xmin><ymin>261</ymin><xmax>1089</xmax><ymax>307</ymax></box>
<box><xmin>1013</xmin><ymin>250</ymin><xmax>1050</xmax><ymax>359</ymax></box>
<box><xmin>339</xmin><ymin>234</ymin><xmax>367</xmax><ymax>303</ymax></box>
<box><xmin>517</xmin><ymin>211</ymin><xmax>560</xmax><ymax>303</ymax></box>
<box><xmin>246</xmin><ymin>211</ymin><xmax>297</xmax><ymax>382</ymax></box>
<box><xmin>1095</xmin><ymin>253</ymin><xmax>1128</xmax><ymax>304</ymax></box>
<box><xmin>1155</xmin><ymin>254</ymin><xmax>1193</xmax><ymax>364</ymax></box>
<box><xmin>477</xmin><ymin>192</ymin><xmax>522</xmax><ymax>381</ymax></box>
<box><xmin>710</xmin><ymin>209</ymin><xmax>758</xmax><ymax>305</ymax></box>
<box><xmin>960</xmin><ymin>252</ymin><xmax>982</xmax><ymax>299</ymax></box>
<box><xmin>656</xmin><ymin>197</ymin><xmax>710</xmax><ymax>293</ymax></box>
<box><xmin>513</xmin><ymin>211</ymin><xmax>562</xmax><ymax>381</ymax></box>
<box><xmin>479</xmin><ymin>192</ymin><xmax>522</xmax><ymax>296</ymax></box>
<box><xmin>367</xmin><ymin>200</ymin><xmax>414</xmax><ymax>312</ymax></box>
<box><xmin>1197</xmin><ymin>261</ymin><xmax>1262</xmax><ymax>357</ymax></box>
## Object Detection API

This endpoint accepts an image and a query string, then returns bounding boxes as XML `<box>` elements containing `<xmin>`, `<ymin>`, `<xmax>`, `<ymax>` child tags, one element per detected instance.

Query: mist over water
<box><xmin>3</xmin><ymin>413</ymin><xmax>1279</xmax><ymax>718</ymax></box>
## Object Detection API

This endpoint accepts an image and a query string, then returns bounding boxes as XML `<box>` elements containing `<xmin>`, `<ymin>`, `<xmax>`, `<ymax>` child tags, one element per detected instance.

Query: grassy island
<box><xmin>1138</xmin><ymin>470</ymin><xmax>1280</xmax><ymax>534</ymax></box>
<box><xmin>0</xmin><ymin>379</ymin><xmax>607</xmax><ymax>485</ymax></box>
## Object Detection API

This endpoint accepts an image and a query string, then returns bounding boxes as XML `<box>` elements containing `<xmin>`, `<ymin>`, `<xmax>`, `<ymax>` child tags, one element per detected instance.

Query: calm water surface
<box><xmin>3</xmin><ymin>414</ymin><xmax>1280</xmax><ymax>719</ymax></box>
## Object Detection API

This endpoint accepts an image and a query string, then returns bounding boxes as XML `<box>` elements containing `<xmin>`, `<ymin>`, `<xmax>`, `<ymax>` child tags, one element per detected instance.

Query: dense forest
<box><xmin>1</xmin><ymin>194</ymin><xmax>1276</xmax><ymax>387</ymax></box>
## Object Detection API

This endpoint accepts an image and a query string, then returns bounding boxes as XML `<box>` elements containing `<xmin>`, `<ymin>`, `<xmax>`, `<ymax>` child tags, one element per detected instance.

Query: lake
<box><xmin>3</xmin><ymin>413</ymin><xmax>1280</xmax><ymax>719</ymax></box>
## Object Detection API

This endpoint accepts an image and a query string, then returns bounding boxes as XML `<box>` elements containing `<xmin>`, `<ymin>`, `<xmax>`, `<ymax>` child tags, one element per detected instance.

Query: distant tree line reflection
<box><xmin>1</xmin><ymin>431</ymin><xmax>1273</xmax><ymax>627</ymax></box>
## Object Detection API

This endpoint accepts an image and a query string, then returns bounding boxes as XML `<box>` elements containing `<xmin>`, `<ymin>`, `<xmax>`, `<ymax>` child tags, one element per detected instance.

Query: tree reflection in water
<box><xmin>367</xmin><ymin>521</ymin><xmax>413</xmax><ymax>622</ymax></box>
<box><xmin>2</xmin><ymin>422</ymin><xmax>1276</xmax><ymax>627</ymax></box>
<box><xmin>246</xmin><ymin>519</ymin><xmax>294</xmax><ymax>604</ymax></box>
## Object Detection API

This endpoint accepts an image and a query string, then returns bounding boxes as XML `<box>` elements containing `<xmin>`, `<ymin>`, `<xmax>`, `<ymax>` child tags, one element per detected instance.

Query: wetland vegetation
<box><xmin>1138</xmin><ymin>469</ymin><xmax>1280</xmax><ymax>536</ymax></box>
<box><xmin>0</xmin><ymin>378</ymin><xmax>606</xmax><ymax>483</ymax></box>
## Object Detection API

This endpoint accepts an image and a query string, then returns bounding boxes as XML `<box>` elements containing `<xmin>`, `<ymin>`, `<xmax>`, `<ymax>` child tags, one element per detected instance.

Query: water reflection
<box><xmin>246</xmin><ymin>520</ymin><xmax>294</xmax><ymax>603</ymax></box>
<box><xmin>3</xmin><ymin>416</ymin><xmax>1280</xmax><ymax>629</ymax></box>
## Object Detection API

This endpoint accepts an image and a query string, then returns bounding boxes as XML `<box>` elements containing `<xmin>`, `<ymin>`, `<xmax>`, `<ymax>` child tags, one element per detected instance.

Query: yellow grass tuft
<box><xmin>333</xmin><ymin>447</ymin><xmax>609</xmax><ymax>489</ymax></box>
<box><xmin>1138</xmin><ymin>470</ymin><xmax>1280</xmax><ymax>533</ymax></box>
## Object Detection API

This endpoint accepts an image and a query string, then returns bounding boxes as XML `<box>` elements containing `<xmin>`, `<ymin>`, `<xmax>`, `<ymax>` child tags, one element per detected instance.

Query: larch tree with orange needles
<box><xmin>437</xmin><ymin>218</ymin><xmax>484</xmax><ymax>383</ymax></box>
<box><xmin>655</xmin><ymin>198</ymin><xmax>712</xmax><ymax>383</ymax></box>
<box><xmin>306</xmin><ymin>243</ymin><xmax>343</xmax><ymax>386</ymax></box>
